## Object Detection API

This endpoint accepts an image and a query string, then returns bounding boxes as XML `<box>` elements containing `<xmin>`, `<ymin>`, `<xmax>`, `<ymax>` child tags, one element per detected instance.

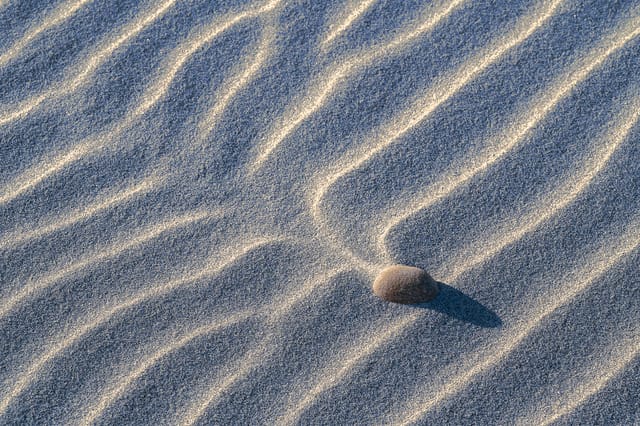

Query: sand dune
<box><xmin>1</xmin><ymin>0</ymin><xmax>639</xmax><ymax>424</ymax></box>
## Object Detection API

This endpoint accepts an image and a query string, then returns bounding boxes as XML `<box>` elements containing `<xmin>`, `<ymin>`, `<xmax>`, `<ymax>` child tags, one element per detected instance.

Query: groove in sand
<box><xmin>438</xmin><ymin>92</ymin><xmax>640</xmax><ymax>283</ymax></box>
<box><xmin>196</xmin><ymin>18</ymin><xmax>277</xmax><ymax>142</ymax></box>
<box><xmin>76</xmin><ymin>311</ymin><xmax>254</xmax><ymax>426</ymax></box>
<box><xmin>286</xmin><ymin>99</ymin><xmax>640</xmax><ymax>423</ymax></box>
<box><xmin>275</xmin><ymin>314</ymin><xmax>417</xmax><ymax>425</ymax></box>
<box><xmin>0</xmin><ymin>176</ymin><xmax>160</xmax><ymax>250</ymax></box>
<box><xmin>387</xmin><ymin>217</ymin><xmax>640</xmax><ymax>426</ymax></box>
<box><xmin>0</xmin><ymin>0</ymin><xmax>93</xmax><ymax>67</ymax></box>
<box><xmin>131</xmin><ymin>0</ymin><xmax>281</xmax><ymax>121</ymax></box>
<box><xmin>0</xmin><ymin>0</ymin><xmax>280</xmax><ymax>206</ymax></box>
<box><xmin>0</xmin><ymin>210</ymin><xmax>214</xmax><ymax>320</ymax></box>
<box><xmin>319</xmin><ymin>0</ymin><xmax>377</xmax><ymax>49</ymax></box>
<box><xmin>518</xmin><ymin>329</ymin><xmax>640</xmax><ymax>426</ymax></box>
<box><xmin>0</xmin><ymin>143</ymin><xmax>94</xmax><ymax>206</ymax></box>
<box><xmin>0</xmin><ymin>0</ymin><xmax>179</xmax><ymax>127</ymax></box>
<box><xmin>377</xmin><ymin>11</ymin><xmax>640</xmax><ymax>257</ymax></box>
<box><xmin>309</xmin><ymin>0</ymin><xmax>565</xmax><ymax>252</ymax></box>
<box><xmin>247</xmin><ymin>0</ymin><xmax>467</xmax><ymax>174</ymax></box>
<box><xmin>179</xmin><ymin>268</ymin><xmax>351</xmax><ymax>426</ymax></box>
<box><xmin>0</xmin><ymin>237</ymin><xmax>281</xmax><ymax>419</ymax></box>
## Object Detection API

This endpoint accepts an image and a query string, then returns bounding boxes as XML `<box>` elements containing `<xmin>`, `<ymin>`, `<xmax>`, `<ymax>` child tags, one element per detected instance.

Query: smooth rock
<box><xmin>373</xmin><ymin>264</ymin><xmax>440</xmax><ymax>304</ymax></box>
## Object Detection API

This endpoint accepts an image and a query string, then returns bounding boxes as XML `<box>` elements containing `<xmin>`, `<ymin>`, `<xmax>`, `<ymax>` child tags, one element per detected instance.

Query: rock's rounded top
<box><xmin>373</xmin><ymin>264</ymin><xmax>439</xmax><ymax>304</ymax></box>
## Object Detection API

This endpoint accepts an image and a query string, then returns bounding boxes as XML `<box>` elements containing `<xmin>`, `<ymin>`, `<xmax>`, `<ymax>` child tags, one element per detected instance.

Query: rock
<box><xmin>373</xmin><ymin>264</ymin><xmax>440</xmax><ymax>304</ymax></box>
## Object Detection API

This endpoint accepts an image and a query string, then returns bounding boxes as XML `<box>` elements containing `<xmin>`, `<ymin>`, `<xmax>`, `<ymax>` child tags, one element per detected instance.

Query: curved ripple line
<box><xmin>310</xmin><ymin>0</ymin><xmax>564</xmax><ymax>256</ymax></box>
<box><xmin>378</xmin><ymin>11</ymin><xmax>640</xmax><ymax>257</ymax></box>
<box><xmin>0</xmin><ymin>176</ymin><xmax>160</xmax><ymax>250</ymax></box>
<box><xmin>131</xmin><ymin>0</ymin><xmax>281</xmax><ymax>121</ymax></box>
<box><xmin>76</xmin><ymin>311</ymin><xmax>254</xmax><ymax>426</ymax></box>
<box><xmin>247</xmin><ymin>0</ymin><xmax>467</xmax><ymax>174</ymax></box>
<box><xmin>387</xmin><ymin>218</ymin><xmax>640</xmax><ymax>425</ymax></box>
<box><xmin>288</xmin><ymin>98</ymin><xmax>640</xmax><ymax>422</ymax></box>
<box><xmin>0</xmin><ymin>143</ymin><xmax>94</xmax><ymax>206</ymax></box>
<box><xmin>308</xmin><ymin>97</ymin><xmax>640</xmax><ymax>424</ymax></box>
<box><xmin>438</xmin><ymin>93</ymin><xmax>640</xmax><ymax>283</ymax></box>
<box><xmin>179</xmin><ymin>344</ymin><xmax>272</xmax><ymax>426</ymax></box>
<box><xmin>274</xmin><ymin>314</ymin><xmax>418</xmax><ymax>425</ymax></box>
<box><xmin>196</xmin><ymin>17</ymin><xmax>277</xmax><ymax>143</ymax></box>
<box><xmin>0</xmin><ymin>210</ymin><xmax>215</xmax><ymax>321</ymax></box>
<box><xmin>0</xmin><ymin>0</ymin><xmax>179</xmax><ymax>127</ymax></box>
<box><xmin>0</xmin><ymin>0</ymin><xmax>280</xmax><ymax>206</ymax></box>
<box><xmin>0</xmin><ymin>237</ymin><xmax>281</xmax><ymax>420</ymax></box>
<box><xmin>0</xmin><ymin>0</ymin><xmax>93</xmax><ymax>67</ymax></box>
<box><xmin>518</xmin><ymin>330</ymin><xmax>640</xmax><ymax>426</ymax></box>
<box><xmin>179</xmin><ymin>268</ymin><xmax>350</xmax><ymax>426</ymax></box>
<box><xmin>319</xmin><ymin>0</ymin><xmax>377</xmax><ymax>50</ymax></box>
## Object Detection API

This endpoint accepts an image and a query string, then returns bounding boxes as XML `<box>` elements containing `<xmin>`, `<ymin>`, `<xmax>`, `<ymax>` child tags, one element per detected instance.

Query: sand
<box><xmin>0</xmin><ymin>0</ymin><xmax>639</xmax><ymax>424</ymax></box>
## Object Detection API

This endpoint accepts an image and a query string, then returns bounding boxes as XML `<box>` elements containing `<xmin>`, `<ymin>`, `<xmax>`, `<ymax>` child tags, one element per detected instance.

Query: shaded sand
<box><xmin>1</xmin><ymin>0</ymin><xmax>639</xmax><ymax>424</ymax></box>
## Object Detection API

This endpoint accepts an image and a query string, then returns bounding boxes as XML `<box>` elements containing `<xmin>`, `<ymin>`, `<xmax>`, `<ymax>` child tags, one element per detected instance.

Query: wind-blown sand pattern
<box><xmin>1</xmin><ymin>0</ymin><xmax>639</xmax><ymax>424</ymax></box>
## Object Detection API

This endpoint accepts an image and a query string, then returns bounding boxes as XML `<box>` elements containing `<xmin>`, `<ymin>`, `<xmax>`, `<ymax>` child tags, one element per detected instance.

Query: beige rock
<box><xmin>373</xmin><ymin>264</ymin><xmax>439</xmax><ymax>304</ymax></box>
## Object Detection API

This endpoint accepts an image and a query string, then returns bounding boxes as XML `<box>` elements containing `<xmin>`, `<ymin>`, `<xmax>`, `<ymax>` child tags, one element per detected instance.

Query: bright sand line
<box><xmin>310</xmin><ymin>0</ymin><xmax>565</xmax><ymax>254</ymax></box>
<box><xmin>517</xmin><ymin>329</ymin><xmax>640</xmax><ymax>426</ymax></box>
<box><xmin>0</xmin><ymin>143</ymin><xmax>94</xmax><ymax>206</ymax></box>
<box><xmin>0</xmin><ymin>237</ymin><xmax>281</xmax><ymax>420</ymax></box>
<box><xmin>0</xmin><ymin>0</ymin><xmax>279</xmax><ymax>206</ymax></box>
<box><xmin>130</xmin><ymin>0</ymin><xmax>281</xmax><ymax>120</ymax></box>
<box><xmin>0</xmin><ymin>176</ymin><xmax>160</xmax><ymax>250</ymax></box>
<box><xmin>275</xmin><ymin>314</ymin><xmax>417</xmax><ymax>426</ymax></box>
<box><xmin>178</xmin><ymin>268</ymin><xmax>350</xmax><ymax>426</ymax></box>
<box><xmin>0</xmin><ymin>0</ymin><xmax>93</xmax><ymax>67</ymax></box>
<box><xmin>74</xmin><ymin>311</ymin><xmax>255</xmax><ymax>426</ymax></box>
<box><xmin>196</xmin><ymin>17</ymin><xmax>277</xmax><ymax>142</ymax></box>
<box><xmin>377</xmin><ymin>11</ymin><xmax>640</xmax><ymax>256</ymax></box>
<box><xmin>0</xmin><ymin>210</ymin><xmax>214</xmax><ymax>321</ymax></box>
<box><xmin>0</xmin><ymin>0</ymin><xmax>179</xmax><ymax>127</ymax></box>
<box><xmin>437</xmin><ymin>93</ymin><xmax>640</xmax><ymax>282</ymax></box>
<box><xmin>280</xmin><ymin>101</ymin><xmax>640</xmax><ymax>423</ymax></box>
<box><xmin>319</xmin><ymin>0</ymin><xmax>378</xmax><ymax>49</ymax></box>
<box><xmin>386</xmin><ymin>218</ymin><xmax>640</xmax><ymax>426</ymax></box>
<box><xmin>247</xmin><ymin>0</ymin><xmax>467</xmax><ymax>174</ymax></box>
<box><xmin>178</xmin><ymin>344</ymin><xmax>272</xmax><ymax>426</ymax></box>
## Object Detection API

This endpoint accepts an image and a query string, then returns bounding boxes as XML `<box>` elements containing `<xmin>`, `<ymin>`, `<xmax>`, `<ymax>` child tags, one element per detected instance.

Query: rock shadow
<box><xmin>415</xmin><ymin>282</ymin><xmax>502</xmax><ymax>328</ymax></box>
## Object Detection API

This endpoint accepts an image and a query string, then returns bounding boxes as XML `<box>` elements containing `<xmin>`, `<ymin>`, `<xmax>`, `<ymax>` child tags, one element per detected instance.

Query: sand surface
<box><xmin>1</xmin><ymin>0</ymin><xmax>639</xmax><ymax>424</ymax></box>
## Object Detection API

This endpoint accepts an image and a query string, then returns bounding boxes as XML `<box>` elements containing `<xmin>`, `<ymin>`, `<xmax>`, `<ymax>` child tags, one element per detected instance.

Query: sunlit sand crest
<box><xmin>76</xmin><ymin>311</ymin><xmax>254</xmax><ymax>426</ymax></box>
<box><xmin>440</xmin><ymin>94</ymin><xmax>640</xmax><ymax>282</ymax></box>
<box><xmin>320</xmin><ymin>0</ymin><xmax>378</xmax><ymax>49</ymax></box>
<box><xmin>0</xmin><ymin>237</ymin><xmax>280</xmax><ymax>419</ymax></box>
<box><xmin>0</xmin><ymin>0</ymin><xmax>279</xmax><ymax>206</ymax></box>
<box><xmin>386</xmin><ymin>218</ymin><xmax>640</xmax><ymax>425</ymax></box>
<box><xmin>0</xmin><ymin>0</ymin><xmax>179</xmax><ymax>127</ymax></box>
<box><xmin>378</xmin><ymin>12</ymin><xmax>640</xmax><ymax>257</ymax></box>
<box><xmin>517</xmin><ymin>330</ymin><xmax>640</xmax><ymax>426</ymax></box>
<box><xmin>0</xmin><ymin>176</ymin><xmax>160</xmax><ymax>250</ymax></box>
<box><xmin>0</xmin><ymin>210</ymin><xmax>213</xmax><ymax>320</ymax></box>
<box><xmin>0</xmin><ymin>0</ymin><xmax>93</xmax><ymax>67</ymax></box>
<box><xmin>179</xmin><ymin>268</ymin><xmax>351</xmax><ymax>426</ymax></box>
<box><xmin>309</xmin><ymin>0</ymin><xmax>564</xmax><ymax>262</ymax></box>
<box><xmin>196</xmin><ymin>19</ymin><xmax>277</xmax><ymax>142</ymax></box>
<box><xmin>248</xmin><ymin>0</ymin><xmax>467</xmax><ymax>174</ymax></box>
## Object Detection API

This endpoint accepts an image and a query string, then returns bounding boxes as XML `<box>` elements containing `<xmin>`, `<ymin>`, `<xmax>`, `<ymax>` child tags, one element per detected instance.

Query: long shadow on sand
<box><xmin>415</xmin><ymin>282</ymin><xmax>502</xmax><ymax>328</ymax></box>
